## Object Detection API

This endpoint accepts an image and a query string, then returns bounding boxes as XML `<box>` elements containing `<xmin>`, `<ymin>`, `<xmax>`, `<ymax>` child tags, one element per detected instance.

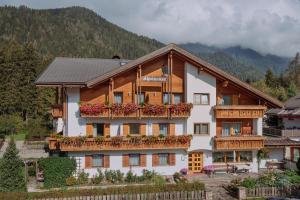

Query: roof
<box><xmin>35</xmin><ymin>57</ymin><xmax>131</xmax><ymax>85</ymax></box>
<box><xmin>35</xmin><ymin>43</ymin><xmax>283</xmax><ymax>108</ymax></box>
<box><xmin>265</xmin><ymin>137</ymin><xmax>300</xmax><ymax>147</ymax></box>
<box><xmin>267</xmin><ymin>95</ymin><xmax>300</xmax><ymax>117</ymax></box>
<box><xmin>284</xmin><ymin>95</ymin><xmax>300</xmax><ymax>109</ymax></box>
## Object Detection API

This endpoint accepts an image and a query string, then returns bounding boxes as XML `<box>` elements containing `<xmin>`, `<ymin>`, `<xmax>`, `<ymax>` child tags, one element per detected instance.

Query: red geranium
<box><xmin>80</xmin><ymin>103</ymin><xmax>107</xmax><ymax>115</ymax></box>
<box><xmin>143</xmin><ymin>104</ymin><xmax>166</xmax><ymax>116</ymax></box>
<box><xmin>123</xmin><ymin>103</ymin><xmax>139</xmax><ymax>115</ymax></box>
<box><xmin>111</xmin><ymin>103</ymin><xmax>124</xmax><ymax>115</ymax></box>
<box><xmin>170</xmin><ymin>103</ymin><xmax>193</xmax><ymax>115</ymax></box>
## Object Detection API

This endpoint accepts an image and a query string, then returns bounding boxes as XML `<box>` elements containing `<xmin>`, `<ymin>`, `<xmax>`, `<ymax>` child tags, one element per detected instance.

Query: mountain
<box><xmin>180</xmin><ymin>43</ymin><xmax>291</xmax><ymax>78</ymax></box>
<box><xmin>0</xmin><ymin>6</ymin><xmax>163</xmax><ymax>59</ymax></box>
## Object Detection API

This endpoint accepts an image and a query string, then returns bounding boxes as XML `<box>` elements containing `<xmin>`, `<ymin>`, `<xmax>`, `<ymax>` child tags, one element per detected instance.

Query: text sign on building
<box><xmin>142</xmin><ymin>76</ymin><xmax>167</xmax><ymax>82</ymax></box>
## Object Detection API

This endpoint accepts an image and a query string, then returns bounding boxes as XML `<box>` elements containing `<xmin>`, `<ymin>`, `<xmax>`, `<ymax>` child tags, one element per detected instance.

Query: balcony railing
<box><xmin>263</xmin><ymin>127</ymin><xmax>300</xmax><ymax>137</ymax></box>
<box><xmin>214</xmin><ymin>105</ymin><xmax>267</xmax><ymax>118</ymax></box>
<box><xmin>79</xmin><ymin>103</ymin><xmax>192</xmax><ymax>119</ymax></box>
<box><xmin>48</xmin><ymin>135</ymin><xmax>192</xmax><ymax>152</ymax></box>
<box><xmin>214</xmin><ymin>135</ymin><xmax>265</xmax><ymax>150</ymax></box>
<box><xmin>51</xmin><ymin>104</ymin><xmax>63</xmax><ymax>118</ymax></box>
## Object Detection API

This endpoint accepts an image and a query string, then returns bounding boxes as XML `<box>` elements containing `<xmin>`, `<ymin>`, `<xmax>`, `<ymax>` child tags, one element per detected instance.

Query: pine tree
<box><xmin>265</xmin><ymin>69</ymin><xmax>275</xmax><ymax>88</ymax></box>
<box><xmin>0</xmin><ymin>137</ymin><xmax>26</xmax><ymax>192</ymax></box>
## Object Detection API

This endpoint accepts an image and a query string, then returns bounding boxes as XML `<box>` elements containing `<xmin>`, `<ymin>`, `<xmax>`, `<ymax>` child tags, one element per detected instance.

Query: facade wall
<box><xmin>283</xmin><ymin>118</ymin><xmax>300</xmax><ymax>129</ymax></box>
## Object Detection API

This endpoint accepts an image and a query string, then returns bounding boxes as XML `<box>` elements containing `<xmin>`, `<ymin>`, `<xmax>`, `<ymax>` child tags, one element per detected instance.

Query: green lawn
<box><xmin>6</xmin><ymin>132</ymin><xmax>26</xmax><ymax>141</ymax></box>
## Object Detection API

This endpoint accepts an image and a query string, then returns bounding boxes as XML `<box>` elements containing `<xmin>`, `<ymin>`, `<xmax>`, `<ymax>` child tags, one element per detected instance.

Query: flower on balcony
<box><xmin>111</xmin><ymin>136</ymin><xmax>123</xmax><ymax>146</ymax></box>
<box><xmin>129</xmin><ymin>136</ymin><xmax>142</xmax><ymax>145</ymax></box>
<box><xmin>111</xmin><ymin>103</ymin><xmax>124</xmax><ymax>115</ymax></box>
<box><xmin>142</xmin><ymin>104</ymin><xmax>166</xmax><ymax>116</ymax></box>
<box><xmin>123</xmin><ymin>103</ymin><xmax>139</xmax><ymax>115</ymax></box>
<box><xmin>80</xmin><ymin>103</ymin><xmax>107</xmax><ymax>115</ymax></box>
<box><xmin>170</xmin><ymin>103</ymin><xmax>193</xmax><ymax>115</ymax></box>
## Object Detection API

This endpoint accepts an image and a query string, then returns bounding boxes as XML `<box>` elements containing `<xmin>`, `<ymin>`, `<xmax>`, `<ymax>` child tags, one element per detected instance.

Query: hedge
<box><xmin>0</xmin><ymin>182</ymin><xmax>205</xmax><ymax>199</ymax></box>
<box><xmin>38</xmin><ymin>157</ymin><xmax>76</xmax><ymax>188</ymax></box>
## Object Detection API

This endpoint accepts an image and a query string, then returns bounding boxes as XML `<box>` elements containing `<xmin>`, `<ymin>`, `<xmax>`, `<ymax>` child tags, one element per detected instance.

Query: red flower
<box><xmin>170</xmin><ymin>103</ymin><xmax>193</xmax><ymax>115</ymax></box>
<box><xmin>80</xmin><ymin>103</ymin><xmax>107</xmax><ymax>115</ymax></box>
<box><xmin>111</xmin><ymin>103</ymin><xmax>124</xmax><ymax>115</ymax></box>
<box><xmin>143</xmin><ymin>104</ymin><xmax>166</xmax><ymax>116</ymax></box>
<box><xmin>123</xmin><ymin>103</ymin><xmax>139</xmax><ymax>115</ymax></box>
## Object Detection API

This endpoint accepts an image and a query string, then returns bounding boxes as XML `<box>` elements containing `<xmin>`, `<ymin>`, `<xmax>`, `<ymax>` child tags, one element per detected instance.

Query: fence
<box><xmin>33</xmin><ymin>190</ymin><xmax>211</xmax><ymax>200</ymax></box>
<box><xmin>238</xmin><ymin>185</ymin><xmax>300</xmax><ymax>199</ymax></box>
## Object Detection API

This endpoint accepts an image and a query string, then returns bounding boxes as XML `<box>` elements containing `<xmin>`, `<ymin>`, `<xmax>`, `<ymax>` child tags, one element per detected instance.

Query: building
<box><xmin>36</xmin><ymin>44</ymin><xmax>282</xmax><ymax>176</ymax></box>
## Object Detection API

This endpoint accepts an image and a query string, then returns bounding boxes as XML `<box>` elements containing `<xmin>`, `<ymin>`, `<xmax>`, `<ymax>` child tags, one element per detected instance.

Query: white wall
<box><xmin>53</xmin><ymin>118</ymin><xmax>64</xmax><ymax>133</ymax></box>
<box><xmin>68</xmin><ymin>149</ymin><xmax>188</xmax><ymax>177</ymax></box>
<box><xmin>259</xmin><ymin>148</ymin><xmax>284</xmax><ymax>169</ymax></box>
<box><xmin>283</xmin><ymin>118</ymin><xmax>300</xmax><ymax>129</ymax></box>
<box><xmin>253</xmin><ymin>118</ymin><xmax>263</xmax><ymax>135</ymax></box>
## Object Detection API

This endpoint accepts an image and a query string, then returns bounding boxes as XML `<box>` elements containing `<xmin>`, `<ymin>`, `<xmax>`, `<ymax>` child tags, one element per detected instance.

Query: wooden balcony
<box><xmin>51</xmin><ymin>104</ymin><xmax>63</xmax><ymax>118</ymax></box>
<box><xmin>214</xmin><ymin>105</ymin><xmax>267</xmax><ymax>118</ymax></box>
<box><xmin>48</xmin><ymin>135</ymin><xmax>192</xmax><ymax>152</ymax></box>
<box><xmin>214</xmin><ymin>135</ymin><xmax>265</xmax><ymax>150</ymax></box>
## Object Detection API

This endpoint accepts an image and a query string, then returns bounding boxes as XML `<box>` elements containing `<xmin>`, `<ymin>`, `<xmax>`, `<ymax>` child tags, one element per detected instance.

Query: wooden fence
<box><xmin>33</xmin><ymin>190</ymin><xmax>211</xmax><ymax>200</ymax></box>
<box><xmin>238</xmin><ymin>185</ymin><xmax>300</xmax><ymax>199</ymax></box>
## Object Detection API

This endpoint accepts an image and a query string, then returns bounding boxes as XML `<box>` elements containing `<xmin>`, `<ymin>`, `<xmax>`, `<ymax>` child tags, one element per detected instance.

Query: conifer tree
<box><xmin>0</xmin><ymin>137</ymin><xmax>26</xmax><ymax>192</ymax></box>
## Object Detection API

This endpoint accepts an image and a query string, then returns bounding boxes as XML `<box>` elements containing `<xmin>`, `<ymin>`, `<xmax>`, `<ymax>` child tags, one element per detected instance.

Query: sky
<box><xmin>1</xmin><ymin>0</ymin><xmax>300</xmax><ymax>57</ymax></box>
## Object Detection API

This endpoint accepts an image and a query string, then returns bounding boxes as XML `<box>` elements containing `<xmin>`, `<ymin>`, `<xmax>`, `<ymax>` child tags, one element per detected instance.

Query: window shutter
<box><xmin>232</xmin><ymin>95</ymin><xmax>239</xmax><ymax>105</ymax></box>
<box><xmin>104</xmin><ymin>155</ymin><xmax>110</xmax><ymax>168</ymax></box>
<box><xmin>85</xmin><ymin>155</ymin><xmax>92</xmax><ymax>169</ymax></box>
<box><xmin>86</xmin><ymin>123</ymin><xmax>93</xmax><ymax>137</ymax></box>
<box><xmin>152</xmin><ymin>124</ymin><xmax>159</xmax><ymax>136</ymax></box>
<box><xmin>122</xmin><ymin>154</ymin><xmax>129</xmax><ymax>167</ymax></box>
<box><xmin>123</xmin><ymin>123</ymin><xmax>129</xmax><ymax>136</ymax></box>
<box><xmin>168</xmin><ymin>123</ymin><xmax>175</xmax><ymax>136</ymax></box>
<box><xmin>152</xmin><ymin>154</ymin><xmax>159</xmax><ymax>167</ymax></box>
<box><xmin>140</xmin><ymin>154</ymin><xmax>147</xmax><ymax>167</ymax></box>
<box><xmin>140</xmin><ymin>123</ymin><xmax>146</xmax><ymax>135</ymax></box>
<box><xmin>168</xmin><ymin>153</ymin><xmax>176</xmax><ymax>166</ymax></box>
<box><xmin>104</xmin><ymin>123</ymin><xmax>110</xmax><ymax>137</ymax></box>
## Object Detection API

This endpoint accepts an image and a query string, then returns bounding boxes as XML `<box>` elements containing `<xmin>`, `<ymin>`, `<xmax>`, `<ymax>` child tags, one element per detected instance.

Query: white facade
<box><xmin>283</xmin><ymin>118</ymin><xmax>300</xmax><ymax>129</ymax></box>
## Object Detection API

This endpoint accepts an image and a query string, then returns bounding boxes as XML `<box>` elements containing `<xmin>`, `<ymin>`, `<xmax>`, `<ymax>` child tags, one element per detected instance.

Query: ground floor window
<box><xmin>158</xmin><ymin>153</ymin><xmax>169</xmax><ymax>166</ymax></box>
<box><xmin>129</xmin><ymin>154</ymin><xmax>140</xmax><ymax>166</ymax></box>
<box><xmin>92</xmin><ymin>154</ymin><xmax>104</xmax><ymax>167</ymax></box>
<box><xmin>212</xmin><ymin>151</ymin><xmax>234</xmax><ymax>163</ymax></box>
<box><xmin>236</xmin><ymin>151</ymin><xmax>253</xmax><ymax>162</ymax></box>
<box><xmin>292</xmin><ymin>147</ymin><xmax>300</xmax><ymax>162</ymax></box>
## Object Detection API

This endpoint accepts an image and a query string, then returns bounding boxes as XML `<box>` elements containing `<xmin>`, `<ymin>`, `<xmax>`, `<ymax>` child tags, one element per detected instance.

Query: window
<box><xmin>93</xmin><ymin>124</ymin><xmax>104</xmax><ymax>136</ymax></box>
<box><xmin>222</xmin><ymin>95</ymin><xmax>232</xmax><ymax>105</ymax></box>
<box><xmin>222</xmin><ymin>122</ymin><xmax>241</xmax><ymax>136</ymax></box>
<box><xmin>194</xmin><ymin>123</ymin><xmax>209</xmax><ymax>135</ymax></box>
<box><xmin>159</xmin><ymin>123</ymin><xmax>168</xmax><ymax>136</ymax></box>
<box><xmin>193</xmin><ymin>93</ymin><xmax>209</xmax><ymax>105</ymax></box>
<box><xmin>163</xmin><ymin>93</ymin><xmax>170</xmax><ymax>104</ymax></box>
<box><xmin>129</xmin><ymin>154</ymin><xmax>140</xmax><ymax>166</ymax></box>
<box><xmin>292</xmin><ymin>148</ymin><xmax>300</xmax><ymax>162</ymax></box>
<box><xmin>173</xmin><ymin>93</ymin><xmax>182</xmax><ymax>104</ymax></box>
<box><xmin>92</xmin><ymin>154</ymin><xmax>104</xmax><ymax>167</ymax></box>
<box><xmin>162</xmin><ymin>66</ymin><xmax>169</xmax><ymax>75</ymax></box>
<box><xmin>114</xmin><ymin>92</ymin><xmax>123</xmax><ymax>104</ymax></box>
<box><xmin>213</xmin><ymin>152</ymin><xmax>234</xmax><ymax>163</ymax></box>
<box><xmin>136</xmin><ymin>92</ymin><xmax>145</xmax><ymax>104</ymax></box>
<box><xmin>129</xmin><ymin>123</ymin><xmax>140</xmax><ymax>135</ymax></box>
<box><xmin>158</xmin><ymin>153</ymin><xmax>169</xmax><ymax>166</ymax></box>
<box><xmin>237</xmin><ymin>151</ymin><xmax>253</xmax><ymax>162</ymax></box>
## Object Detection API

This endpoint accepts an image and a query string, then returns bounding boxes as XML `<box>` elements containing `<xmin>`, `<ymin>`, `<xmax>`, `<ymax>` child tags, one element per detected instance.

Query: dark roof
<box><xmin>284</xmin><ymin>95</ymin><xmax>300</xmax><ymax>109</ymax></box>
<box><xmin>35</xmin><ymin>44</ymin><xmax>283</xmax><ymax>108</ymax></box>
<box><xmin>265</xmin><ymin>137</ymin><xmax>300</xmax><ymax>147</ymax></box>
<box><xmin>35</xmin><ymin>57</ymin><xmax>131</xmax><ymax>85</ymax></box>
<box><xmin>266</xmin><ymin>108</ymin><xmax>282</xmax><ymax>115</ymax></box>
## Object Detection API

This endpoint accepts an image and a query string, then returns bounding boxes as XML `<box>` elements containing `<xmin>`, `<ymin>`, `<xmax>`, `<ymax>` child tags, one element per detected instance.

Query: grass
<box><xmin>5</xmin><ymin>131</ymin><xmax>27</xmax><ymax>141</ymax></box>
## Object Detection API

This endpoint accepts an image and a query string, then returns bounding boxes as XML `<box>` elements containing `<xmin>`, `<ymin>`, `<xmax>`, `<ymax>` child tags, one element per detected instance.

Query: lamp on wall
<box><xmin>128</xmin><ymin>92</ymin><xmax>131</xmax><ymax>96</ymax></box>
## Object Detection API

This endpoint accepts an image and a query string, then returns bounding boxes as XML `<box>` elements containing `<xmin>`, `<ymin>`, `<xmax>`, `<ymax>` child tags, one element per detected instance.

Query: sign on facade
<box><xmin>142</xmin><ymin>76</ymin><xmax>168</xmax><ymax>82</ymax></box>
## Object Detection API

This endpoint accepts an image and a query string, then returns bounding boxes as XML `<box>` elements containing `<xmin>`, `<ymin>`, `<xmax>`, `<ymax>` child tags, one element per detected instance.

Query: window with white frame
<box><xmin>193</xmin><ymin>93</ymin><xmax>209</xmax><ymax>105</ymax></box>
<box><xmin>194</xmin><ymin>123</ymin><xmax>209</xmax><ymax>135</ymax></box>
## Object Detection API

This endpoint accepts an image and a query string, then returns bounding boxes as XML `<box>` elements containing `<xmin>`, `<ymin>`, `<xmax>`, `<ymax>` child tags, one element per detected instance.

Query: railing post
<box><xmin>238</xmin><ymin>187</ymin><xmax>247</xmax><ymax>200</ymax></box>
<box><xmin>205</xmin><ymin>190</ymin><xmax>213</xmax><ymax>200</ymax></box>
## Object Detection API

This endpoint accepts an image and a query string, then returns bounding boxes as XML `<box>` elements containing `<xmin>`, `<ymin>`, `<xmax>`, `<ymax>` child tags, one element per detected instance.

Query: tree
<box><xmin>287</xmin><ymin>83</ymin><xmax>297</xmax><ymax>98</ymax></box>
<box><xmin>0</xmin><ymin>137</ymin><xmax>26</xmax><ymax>191</ymax></box>
<box><xmin>265</xmin><ymin>69</ymin><xmax>276</xmax><ymax>88</ymax></box>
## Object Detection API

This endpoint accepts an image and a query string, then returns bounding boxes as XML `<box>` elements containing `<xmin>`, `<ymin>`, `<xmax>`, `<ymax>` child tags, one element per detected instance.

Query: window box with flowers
<box><xmin>142</xmin><ymin>104</ymin><xmax>167</xmax><ymax>117</ymax></box>
<box><xmin>80</xmin><ymin>103</ymin><xmax>108</xmax><ymax>117</ymax></box>
<box><xmin>170</xmin><ymin>103</ymin><xmax>193</xmax><ymax>117</ymax></box>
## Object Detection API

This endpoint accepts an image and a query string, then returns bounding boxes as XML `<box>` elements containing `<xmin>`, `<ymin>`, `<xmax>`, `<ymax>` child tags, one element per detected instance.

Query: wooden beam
<box><xmin>170</xmin><ymin>51</ymin><xmax>173</xmax><ymax>104</ymax></box>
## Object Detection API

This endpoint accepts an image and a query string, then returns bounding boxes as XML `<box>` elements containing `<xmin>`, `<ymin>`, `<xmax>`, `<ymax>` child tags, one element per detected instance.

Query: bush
<box><xmin>38</xmin><ymin>157</ymin><xmax>76</xmax><ymax>188</ymax></box>
<box><xmin>240</xmin><ymin>177</ymin><xmax>257</xmax><ymax>189</ymax></box>
<box><xmin>139</xmin><ymin>170</ymin><xmax>157</xmax><ymax>182</ymax></box>
<box><xmin>65</xmin><ymin>176</ymin><xmax>77</xmax><ymax>186</ymax></box>
<box><xmin>125</xmin><ymin>170</ymin><xmax>138</xmax><ymax>183</ymax></box>
<box><xmin>91</xmin><ymin>169</ymin><xmax>104</xmax><ymax>184</ymax></box>
<box><xmin>77</xmin><ymin>171</ymin><xmax>89</xmax><ymax>185</ymax></box>
<box><xmin>0</xmin><ymin>138</ymin><xmax>26</xmax><ymax>192</ymax></box>
<box><xmin>25</xmin><ymin>118</ymin><xmax>50</xmax><ymax>141</ymax></box>
<box><xmin>28</xmin><ymin>165</ymin><xmax>36</xmax><ymax>177</ymax></box>
<box><xmin>152</xmin><ymin>175</ymin><xmax>166</xmax><ymax>186</ymax></box>
<box><xmin>104</xmin><ymin>170</ymin><xmax>124</xmax><ymax>183</ymax></box>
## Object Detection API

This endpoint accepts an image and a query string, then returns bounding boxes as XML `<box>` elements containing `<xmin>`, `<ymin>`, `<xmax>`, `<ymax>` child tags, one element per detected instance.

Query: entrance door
<box><xmin>188</xmin><ymin>152</ymin><xmax>204</xmax><ymax>173</ymax></box>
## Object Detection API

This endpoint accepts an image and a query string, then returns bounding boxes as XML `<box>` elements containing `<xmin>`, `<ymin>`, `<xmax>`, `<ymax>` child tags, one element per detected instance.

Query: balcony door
<box><xmin>222</xmin><ymin>122</ymin><xmax>241</xmax><ymax>136</ymax></box>
<box><xmin>93</xmin><ymin>123</ymin><xmax>104</xmax><ymax>137</ymax></box>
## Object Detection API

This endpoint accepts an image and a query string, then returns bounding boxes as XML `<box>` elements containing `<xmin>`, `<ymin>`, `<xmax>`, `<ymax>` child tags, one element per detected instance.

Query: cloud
<box><xmin>1</xmin><ymin>0</ymin><xmax>300</xmax><ymax>57</ymax></box>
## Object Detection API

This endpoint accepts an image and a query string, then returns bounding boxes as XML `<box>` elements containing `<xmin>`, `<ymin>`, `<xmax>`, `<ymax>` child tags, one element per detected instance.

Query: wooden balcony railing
<box><xmin>48</xmin><ymin>135</ymin><xmax>192</xmax><ymax>152</ymax></box>
<box><xmin>214</xmin><ymin>135</ymin><xmax>265</xmax><ymax>150</ymax></box>
<box><xmin>79</xmin><ymin>103</ymin><xmax>192</xmax><ymax>119</ymax></box>
<box><xmin>214</xmin><ymin>105</ymin><xmax>267</xmax><ymax>118</ymax></box>
<box><xmin>263</xmin><ymin>127</ymin><xmax>300</xmax><ymax>137</ymax></box>
<box><xmin>51</xmin><ymin>104</ymin><xmax>63</xmax><ymax>118</ymax></box>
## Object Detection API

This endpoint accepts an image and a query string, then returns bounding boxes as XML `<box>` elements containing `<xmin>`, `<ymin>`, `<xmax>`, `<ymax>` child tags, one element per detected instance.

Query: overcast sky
<box><xmin>1</xmin><ymin>0</ymin><xmax>300</xmax><ymax>57</ymax></box>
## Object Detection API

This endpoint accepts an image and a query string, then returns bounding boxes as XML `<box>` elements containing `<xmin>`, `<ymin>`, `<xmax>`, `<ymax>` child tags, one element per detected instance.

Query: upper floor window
<box><xmin>93</xmin><ymin>123</ymin><xmax>104</xmax><ymax>136</ymax></box>
<box><xmin>92</xmin><ymin>154</ymin><xmax>104</xmax><ymax>167</ymax></box>
<box><xmin>159</xmin><ymin>123</ymin><xmax>168</xmax><ymax>136</ymax></box>
<box><xmin>220</xmin><ymin>95</ymin><xmax>231</xmax><ymax>105</ymax></box>
<box><xmin>222</xmin><ymin>122</ymin><xmax>241</xmax><ymax>136</ymax></box>
<box><xmin>173</xmin><ymin>93</ymin><xmax>182</xmax><ymax>104</ymax></box>
<box><xmin>129</xmin><ymin>154</ymin><xmax>140</xmax><ymax>166</ymax></box>
<box><xmin>136</xmin><ymin>92</ymin><xmax>145</xmax><ymax>104</ymax></box>
<box><xmin>129</xmin><ymin>123</ymin><xmax>140</xmax><ymax>135</ymax></box>
<box><xmin>162</xmin><ymin>65</ymin><xmax>169</xmax><ymax>75</ymax></box>
<box><xmin>163</xmin><ymin>93</ymin><xmax>170</xmax><ymax>104</ymax></box>
<box><xmin>114</xmin><ymin>92</ymin><xmax>123</xmax><ymax>104</ymax></box>
<box><xmin>194</xmin><ymin>123</ymin><xmax>209</xmax><ymax>135</ymax></box>
<box><xmin>193</xmin><ymin>93</ymin><xmax>209</xmax><ymax>105</ymax></box>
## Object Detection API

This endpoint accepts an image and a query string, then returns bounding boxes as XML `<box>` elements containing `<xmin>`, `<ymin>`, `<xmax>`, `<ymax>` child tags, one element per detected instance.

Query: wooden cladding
<box><xmin>214</xmin><ymin>105</ymin><xmax>267</xmax><ymax>118</ymax></box>
<box><xmin>85</xmin><ymin>155</ymin><xmax>92</xmax><ymax>169</ymax></box>
<box><xmin>214</xmin><ymin>136</ymin><xmax>265</xmax><ymax>150</ymax></box>
<box><xmin>51</xmin><ymin>104</ymin><xmax>63</xmax><ymax>118</ymax></box>
<box><xmin>86</xmin><ymin>123</ymin><xmax>93</xmax><ymax>137</ymax></box>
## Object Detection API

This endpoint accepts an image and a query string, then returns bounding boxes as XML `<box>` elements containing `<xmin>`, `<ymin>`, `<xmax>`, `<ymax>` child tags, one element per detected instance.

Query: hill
<box><xmin>0</xmin><ymin>6</ymin><xmax>163</xmax><ymax>59</ymax></box>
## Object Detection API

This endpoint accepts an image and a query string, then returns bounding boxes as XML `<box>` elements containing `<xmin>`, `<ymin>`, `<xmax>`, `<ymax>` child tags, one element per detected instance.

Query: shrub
<box><xmin>139</xmin><ymin>170</ymin><xmax>157</xmax><ymax>182</ymax></box>
<box><xmin>38</xmin><ymin>157</ymin><xmax>76</xmax><ymax>188</ymax></box>
<box><xmin>77</xmin><ymin>171</ymin><xmax>89</xmax><ymax>185</ymax></box>
<box><xmin>125</xmin><ymin>170</ymin><xmax>138</xmax><ymax>183</ymax></box>
<box><xmin>91</xmin><ymin>169</ymin><xmax>104</xmax><ymax>184</ymax></box>
<box><xmin>104</xmin><ymin>170</ymin><xmax>123</xmax><ymax>183</ymax></box>
<box><xmin>28</xmin><ymin>165</ymin><xmax>36</xmax><ymax>177</ymax></box>
<box><xmin>65</xmin><ymin>176</ymin><xmax>77</xmax><ymax>186</ymax></box>
<box><xmin>25</xmin><ymin>119</ymin><xmax>50</xmax><ymax>141</ymax></box>
<box><xmin>0</xmin><ymin>138</ymin><xmax>26</xmax><ymax>192</ymax></box>
<box><xmin>152</xmin><ymin>175</ymin><xmax>166</xmax><ymax>186</ymax></box>
<box><xmin>240</xmin><ymin>177</ymin><xmax>257</xmax><ymax>188</ymax></box>
<box><xmin>173</xmin><ymin>172</ymin><xmax>187</xmax><ymax>184</ymax></box>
